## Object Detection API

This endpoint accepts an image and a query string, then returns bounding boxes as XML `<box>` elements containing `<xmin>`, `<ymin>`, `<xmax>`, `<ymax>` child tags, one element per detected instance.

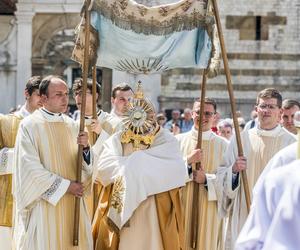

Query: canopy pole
<box><xmin>190</xmin><ymin>70</ymin><xmax>207</xmax><ymax>248</ymax></box>
<box><xmin>73</xmin><ymin>0</ymin><xmax>91</xmax><ymax>246</ymax></box>
<box><xmin>92</xmin><ymin>66</ymin><xmax>98</xmax><ymax>143</ymax></box>
<box><xmin>92</xmin><ymin>65</ymin><xmax>100</xmax><ymax>218</ymax></box>
<box><xmin>211</xmin><ymin>0</ymin><xmax>251</xmax><ymax>212</ymax></box>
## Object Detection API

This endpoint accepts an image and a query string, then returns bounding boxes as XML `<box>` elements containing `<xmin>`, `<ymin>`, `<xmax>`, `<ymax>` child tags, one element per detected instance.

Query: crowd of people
<box><xmin>0</xmin><ymin>75</ymin><xmax>299</xmax><ymax>250</ymax></box>
<box><xmin>158</xmin><ymin>97</ymin><xmax>300</xmax><ymax>141</ymax></box>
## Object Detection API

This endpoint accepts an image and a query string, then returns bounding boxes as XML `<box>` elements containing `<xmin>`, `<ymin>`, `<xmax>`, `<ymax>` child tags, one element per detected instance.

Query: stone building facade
<box><xmin>0</xmin><ymin>0</ymin><xmax>83</xmax><ymax>113</ymax></box>
<box><xmin>0</xmin><ymin>0</ymin><xmax>299</xmax><ymax>119</ymax></box>
<box><xmin>0</xmin><ymin>1</ymin><xmax>17</xmax><ymax>114</ymax></box>
<box><xmin>160</xmin><ymin>0</ymin><xmax>300</xmax><ymax>118</ymax></box>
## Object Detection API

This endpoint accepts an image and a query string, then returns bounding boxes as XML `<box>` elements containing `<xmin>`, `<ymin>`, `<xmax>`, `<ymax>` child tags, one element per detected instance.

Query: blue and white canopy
<box><xmin>72</xmin><ymin>0</ymin><xmax>220</xmax><ymax>75</ymax></box>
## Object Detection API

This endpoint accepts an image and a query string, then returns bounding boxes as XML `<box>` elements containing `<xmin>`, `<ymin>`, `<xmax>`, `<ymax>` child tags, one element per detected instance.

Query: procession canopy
<box><xmin>72</xmin><ymin>0</ymin><xmax>220</xmax><ymax>77</ymax></box>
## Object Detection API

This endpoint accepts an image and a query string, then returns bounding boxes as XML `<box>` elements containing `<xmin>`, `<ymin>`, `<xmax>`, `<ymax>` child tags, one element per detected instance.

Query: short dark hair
<box><xmin>282</xmin><ymin>99</ymin><xmax>300</xmax><ymax>109</ymax></box>
<box><xmin>72</xmin><ymin>78</ymin><xmax>101</xmax><ymax>96</ymax></box>
<box><xmin>39</xmin><ymin>75</ymin><xmax>64</xmax><ymax>96</ymax></box>
<box><xmin>256</xmin><ymin>88</ymin><xmax>282</xmax><ymax>108</ymax></box>
<box><xmin>194</xmin><ymin>97</ymin><xmax>217</xmax><ymax>111</ymax></box>
<box><xmin>111</xmin><ymin>83</ymin><xmax>133</xmax><ymax>98</ymax></box>
<box><xmin>25</xmin><ymin>76</ymin><xmax>42</xmax><ymax>96</ymax></box>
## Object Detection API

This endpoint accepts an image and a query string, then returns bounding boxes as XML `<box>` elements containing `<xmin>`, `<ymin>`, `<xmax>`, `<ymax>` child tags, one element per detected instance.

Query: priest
<box><xmin>235</xmin><ymin>159</ymin><xmax>300</xmax><ymax>249</ymax></box>
<box><xmin>217</xmin><ymin>88</ymin><xmax>296</xmax><ymax>249</ymax></box>
<box><xmin>0</xmin><ymin>76</ymin><xmax>42</xmax><ymax>250</ymax></box>
<box><xmin>253</xmin><ymin>110</ymin><xmax>300</xmax><ymax>197</ymax></box>
<box><xmin>92</xmin><ymin>83</ymin><xmax>188</xmax><ymax>250</ymax></box>
<box><xmin>236</xmin><ymin>112</ymin><xmax>300</xmax><ymax>249</ymax></box>
<box><xmin>13</xmin><ymin>75</ymin><xmax>93</xmax><ymax>250</ymax></box>
<box><xmin>110</xmin><ymin>83</ymin><xmax>134</xmax><ymax>121</ymax></box>
<box><xmin>72</xmin><ymin>77</ymin><xmax>121</xmax><ymax>139</ymax></box>
<box><xmin>176</xmin><ymin>98</ymin><xmax>228</xmax><ymax>250</ymax></box>
<box><xmin>72</xmin><ymin>78</ymin><xmax>121</xmax><ymax>219</ymax></box>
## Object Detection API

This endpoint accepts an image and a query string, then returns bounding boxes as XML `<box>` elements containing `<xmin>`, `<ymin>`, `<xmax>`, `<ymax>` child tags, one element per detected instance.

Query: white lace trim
<box><xmin>0</xmin><ymin>148</ymin><xmax>8</xmax><ymax>172</ymax></box>
<box><xmin>41</xmin><ymin>177</ymin><xmax>63</xmax><ymax>201</ymax></box>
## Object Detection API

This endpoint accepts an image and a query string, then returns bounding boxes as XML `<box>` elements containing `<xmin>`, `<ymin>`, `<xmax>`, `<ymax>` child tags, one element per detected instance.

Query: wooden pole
<box><xmin>92</xmin><ymin>66</ymin><xmax>98</xmax><ymax>142</ymax></box>
<box><xmin>190</xmin><ymin>70</ymin><xmax>207</xmax><ymax>248</ymax></box>
<box><xmin>211</xmin><ymin>0</ymin><xmax>251</xmax><ymax>212</ymax></box>
<box><xmin>92</xmin><ymin>65</ymin><xmax>100</xmax><ymax>217</ymax></box>
<box><xmin>73</xmin><ymin>0</ymin><xmax>91</xmax><ymax>245</ymax></box>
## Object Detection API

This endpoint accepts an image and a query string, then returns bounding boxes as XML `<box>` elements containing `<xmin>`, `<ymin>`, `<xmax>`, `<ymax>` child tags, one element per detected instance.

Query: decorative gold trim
<box><xmin>110</xmin><ymin>176</ymin><xmax>125</xmax><ymax>213</ymax></box>
<box><xmin>91</xmin><ymin>0</ymin><xmax>214</xmax><ymax>35</ymax></box>
<box><xmin>205</xmin><ymin>1</ymin><xmax>221</xmax><ymax>78</ymax></box>
<box><xmin>134</xmin><ymin>81</ymin><xmax>144</xmax><ymax>99</ymax></box>
<box><xmin>120</xmin><ymin>81</ymin><xmax>160</xmax><ymax>150</ymax></box>
<box><xmin>121</xmin><ymin>127</ymin><xmax>159</xmax><ymax>150</ymax></box>
<box><xmin>71</xmin><ymin>18</ymin><xmax>99</xmax><ymax>66</ymax></box>
<box><xmin>115</xmin><ymin>57</ymin><xmax>169</xmax><ymax>74</ymax></box>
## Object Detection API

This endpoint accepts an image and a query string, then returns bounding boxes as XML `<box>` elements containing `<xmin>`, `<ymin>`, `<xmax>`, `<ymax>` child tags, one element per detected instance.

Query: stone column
<box><xmin>101</xmin><ymin>68</ymin><xmax>113</xmax><ymax>112</ymax></box>
<box><xmin>15</xmin><ymin>10</ymin><xmax>34</xmax><ymax>106</ymax></box>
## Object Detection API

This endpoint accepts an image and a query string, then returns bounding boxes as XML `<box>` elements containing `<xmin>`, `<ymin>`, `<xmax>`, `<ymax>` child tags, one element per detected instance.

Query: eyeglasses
<box><xmin>193</xmin><ymin>110</ymin><xmax>216</xmax><ymax>118</ymax></box>
<box><xmin>257</xmin><ymin>104</ymin><xmax>279</xmax><ymax>110</ymax></box>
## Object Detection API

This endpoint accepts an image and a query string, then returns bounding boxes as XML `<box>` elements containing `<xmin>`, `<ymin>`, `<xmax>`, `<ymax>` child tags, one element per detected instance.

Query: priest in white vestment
<box><xmin>13</xmin><ymin>76</ymin><xmax>93</xmax><ymax>250</ymax></box>
<box><xmin>110</xmin><ymin>83</ymin><xmax>134</xmax><ymax>122</ymax></box>
<box><xmin>217</xmin><ymin>88</ymin><xmax>296</xmax><ymax>249</ymax></box>
<box><xmin>72</xmin><ymin>78</ymin><xmax>121</xmax><ymax>219</ymax></box>
<box><xmin>253</xmin><ymin>110</ymin><xmax>300</xmax><ymax>196</ymax></box>
<box><xmin>0</xmin><ymin>76</ymin><xmax>42</xmax><ymax>250</ymax></box>
<box><xmin>72</xmin><ymin>78</ymin><xmax>121</xmax><ymax>157</ymax></box>
<box><xmin>92</xmin><ymin>83</ymin><xmax>188</xmax><ymax>250</ymax></box>
<box><xmin>280</xmin><ymin>99</ymin><xmax>300</xmax><ymax>135</ymax></box>
<box><xmin>252</xmin><ymin>141</ymin><xmax>296</xmax><ymax>197</ymax></box>
<box><xmin>176</xmin><ymin>98</ymin><xmax>228</xmax><ymax>250</ymax></box>
<box><xmin>235</xmin><ymin>159</ymin><xmax>300</xmax><ymax>250</ymax></box>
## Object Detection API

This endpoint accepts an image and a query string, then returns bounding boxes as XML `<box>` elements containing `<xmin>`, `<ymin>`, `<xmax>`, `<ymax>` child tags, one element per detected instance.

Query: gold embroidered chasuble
<box><xmin>92</xmin><ymin>129</ymin><xmax>186</xmax><ymax>250</ymax></box>
<box><xmin>0</xmin><ymin>114</ymin><xmax>22</xmax><ymax>227</ymax></box>
<box><xmin>176</xmin><ymin>128</ymin><xmax>228</xmax><ymax>250</ymax></box>
<box><xmin>14</xmin><ymin>110</ymin><xmax>93</xmax><ymax>250</ymax></box>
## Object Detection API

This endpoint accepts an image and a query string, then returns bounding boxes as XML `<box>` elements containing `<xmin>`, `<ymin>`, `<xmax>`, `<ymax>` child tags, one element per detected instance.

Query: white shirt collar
<box><xmin>110</xmin><ymin>108</ymin><xmax>119</xmax><ymax>117</ymax></box>
<box><xmin>85</xmin><ymin>110</ymin><xmax>101</xmax><ymax>120</ymax></box>
<box><xmin>40</xmin><ymin>108</ymin><xmax>64</xmax><ymax>122</ymax></box>
<box><xmin>14</xmin><ymin>105</ymin><xmax>30</xmax><ymax>118</ymax></box>
<box><xmin>256</xmin><ymin>124</ymin><xmax>282</xmax><ymax>137</ymax></box>
<box><xmin>84</xmin><ymin>110</ymin><xmax>102</xmax><ymax>125</ymax></box>
<box><xmin>110</xmin><ymin>108</ymin><xmax>123</xmax><ymax>122</ymax></box>
<box><xmin>191</xmin><ymin>126</ymin><xmax>213</xmax><ymax>140</ymax></box>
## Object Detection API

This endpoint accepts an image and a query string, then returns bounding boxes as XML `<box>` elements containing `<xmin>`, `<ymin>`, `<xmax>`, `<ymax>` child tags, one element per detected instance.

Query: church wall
<box><xmin>159</xmin><ymin>0</ymin><xmax>300</xmax><ymax>119</ymax></box>
<box><xmin>0</xmin><ymin>15</ymin><xmax>18</xmax><ymax>113</ymax></box>
<box><xmin>1</xmin><ymin>0</ymin><xmax>300</xmax><ymax>117</ymax></box>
